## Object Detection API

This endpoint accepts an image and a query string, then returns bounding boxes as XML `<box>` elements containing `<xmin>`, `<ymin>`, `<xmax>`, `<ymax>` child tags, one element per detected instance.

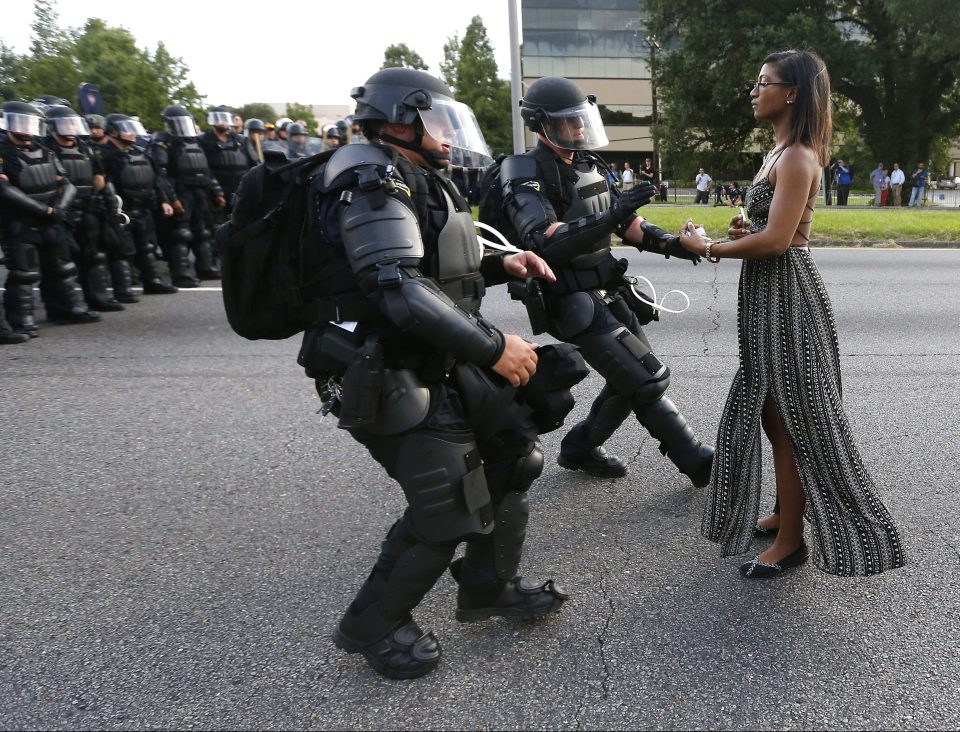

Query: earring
<box><xmin>787</xmin><ymin>100</ymin><xmax>794</xmax><ymax>104</ymax></box>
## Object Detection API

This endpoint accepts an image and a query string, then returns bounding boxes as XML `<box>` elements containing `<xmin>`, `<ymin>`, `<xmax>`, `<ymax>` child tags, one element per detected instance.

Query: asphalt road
<box><xmin>2</xmin><ymin>248</ymin><xmax>959</xmax><ymax>730</ymax></box>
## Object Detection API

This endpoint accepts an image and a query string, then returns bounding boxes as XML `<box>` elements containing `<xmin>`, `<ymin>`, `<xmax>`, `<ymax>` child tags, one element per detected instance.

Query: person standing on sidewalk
<box><xmin>870</xmin><ymin>163</ymin><xmax>885</xmax><ymax>206</ymax></box>
<box><xmin>889</xmin><ymin>162</ymin><xmax>905</xmax><ymax>206</ymax></box>
<box><xmin>621</xmin><ymin>161</ymin><xmax>635</xmax><ymax>190</ymax></box>
<box><xmin>908</xmin><ymin>162</ymin><xmax>929</xmax><ymax>207</ymax></box>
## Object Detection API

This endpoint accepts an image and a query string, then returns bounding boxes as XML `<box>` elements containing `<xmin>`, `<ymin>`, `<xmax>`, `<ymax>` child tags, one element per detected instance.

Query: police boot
<box><xmin>47</xmin><ymin>306</ymin><xmax>102</xmax><ymax>325</ymax></box>
<box><xmin>333</xmin><ymin>610</ymin><xmax>441</xmax><ymax>680</ymax></box>
<box><xmin>0</xmin><ymin>304</ymin><xmax>29</xmax><ymax>345</ymax></box>
<box><xmin>558</xmin><ymin>421</ymin><xmax>628</xmax><ymax>479</ymax></box>
<box><xmin>4</xmin><ymin>276</ymin><xmax>40</xmax><ymax>338</ymax></box>
<box><xmin>83</xmin><ymin>256</ymin><xmax>125</xmax><ymax>312</ymax></box>
<box><xmin>109</xmin><ymin>260</ymin><xmax>140</xmax><ymax>303</ymax></box>
<box><xmin>636</xmin><ymin>396</ymin><xmax>714</xmax><ymax>487</ymax></box>
<box><xmin>449</xmin><ymin>558</ymin><xmax>568</xmax><ymax>623</ymax></box>
<box><xmin>136</xmin><ymin>245</ymin><xmax>177</xmax><ymax>294</ymax></box>
<box><xmin>193</xmin><ymin>240</ymin><xmax>221</xmax><ymax>280</ymax></box>
<box><xmin>166</xmin><ymin>244</ymin><xmax>199</xmax><ymax>288</ymax></box>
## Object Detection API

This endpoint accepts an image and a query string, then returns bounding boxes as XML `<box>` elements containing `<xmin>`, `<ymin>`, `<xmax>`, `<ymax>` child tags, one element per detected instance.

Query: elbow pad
<box><xmin>340</xmin><ymin>185</ymin><xmax>424</xmax><ymax>273</ymax></box>
<box><xmin>55</xmin><ymin>178</ymin><xmax>77</xmax><ymax>211</ymax></box>
<box><xmin>0</xmin><ymin>178</ymin><xmax>51</xmax><ymax>217</ymax></box>
<box><xmin>540</xmin><ymin>210</ymin><xmax>617</xmax><ymax>265</ymax></box>
<box><xmin>382</xmin><ymin>275</ymin><xmax>504</xmax><ymax>367</ymax></box>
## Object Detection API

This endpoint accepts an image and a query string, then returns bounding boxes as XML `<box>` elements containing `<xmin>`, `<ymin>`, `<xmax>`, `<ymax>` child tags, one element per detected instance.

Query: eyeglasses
<box><xmin>750</xmin><ymin>81</ymin><xmax>793</xmax><ymax>93</ymax></box>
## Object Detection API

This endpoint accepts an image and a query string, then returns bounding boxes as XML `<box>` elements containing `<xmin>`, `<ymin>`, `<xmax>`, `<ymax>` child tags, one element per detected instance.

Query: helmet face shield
<box><xmin>539</xmin><ymin>100</ymin><xmax>609</xmax><ymax>150</ymax></box>
<box><xmin>112</xmin><ymin>119</ymin><xmax>147</xmax><ymax>142</ymax></box>
<box><xmin>207</xmin><ymin>111</ymin><xmax>233</xmax><ymax>127</ymax></box>
<box><xmin>166</xmin><ymin>115</ymin><xmax>198</xmax><ymax>138</ymax></box>
<box><xmin>49</xmin><ymin>114</ymin><xmax>91</xmax><ymax>138</ymax></box>
<box><xmin>418</xmin><ymin>98</ymin><xmax>493</xmax><ymax>168</ymax></box>
<box><xmin>5</xmin><ymin>113</ymin><xmax>44</xmax><ymax>138</ymax></box>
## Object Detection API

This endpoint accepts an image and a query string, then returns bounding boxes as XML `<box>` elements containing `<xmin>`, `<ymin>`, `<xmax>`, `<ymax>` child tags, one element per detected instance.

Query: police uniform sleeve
<box><xmin>148</xmin><ymin>140</ymin><xmax>176</xmax><ymax>199</ymax></box>
<box><xmin>500</xmin><ymin>154</ymin><xmax>649</xmax><ymax>266</ymax></box>
<box><xmin>339</xmin><ymin>182</ymin><xmax>504</xmax><ymax>368</ymax></box>
<box><xmin>0</xmin><ymin>177</ymin><xmax>51</xmax><ymax>217</ymax></box>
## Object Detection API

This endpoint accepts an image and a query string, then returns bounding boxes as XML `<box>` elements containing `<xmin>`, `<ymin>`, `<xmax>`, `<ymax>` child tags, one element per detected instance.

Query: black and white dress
<box><xmin>701</xmin><ymin>155</ymin><xmax>905</xmax><ymax>576</ymax></box>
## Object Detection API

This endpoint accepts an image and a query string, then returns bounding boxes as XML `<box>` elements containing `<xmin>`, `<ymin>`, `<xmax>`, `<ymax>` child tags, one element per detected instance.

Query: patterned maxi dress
<box><xmin>701</xmin><ymin>164</ymin><xmax>906</xmax><ymax>576</ymax></box>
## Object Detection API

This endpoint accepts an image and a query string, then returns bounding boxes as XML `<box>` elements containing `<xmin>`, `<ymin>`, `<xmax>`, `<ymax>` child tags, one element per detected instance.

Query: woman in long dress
<box><xmin>679</xmin><ymin>50</ymin><xmax>905</xmax><ymax>578</ymax></box>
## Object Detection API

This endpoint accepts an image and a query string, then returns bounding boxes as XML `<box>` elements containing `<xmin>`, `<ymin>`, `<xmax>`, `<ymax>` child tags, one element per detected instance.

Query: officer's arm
<box><xmin>148</xmin><ymin>142</ymin><xmax>176</xmax><ymax>196</ymax></box>
<box><xmin>0</xmin><ymin>175</ymin><xmax>51</xmax><ymax>216</ymax></box>
<box><xmin>340</xmin><ymin>184</ymin><xmax>504</xmax><ymax>367</ymax></box>
<box><xmin>500</xmin><ymin>155</ymin><xmax>626</xmax><ymax>265</ymax></box>
<box><xmin>53</xmin><ymin>158</ymin><xmax>77</xmax><ymax>212</ymax></box>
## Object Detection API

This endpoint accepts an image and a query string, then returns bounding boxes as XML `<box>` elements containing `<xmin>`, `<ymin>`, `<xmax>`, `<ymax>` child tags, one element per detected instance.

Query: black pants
<box><xmin>837</xmin><ymin>184</ymin><xmax>851</xmax><ymax>206</ymax></box>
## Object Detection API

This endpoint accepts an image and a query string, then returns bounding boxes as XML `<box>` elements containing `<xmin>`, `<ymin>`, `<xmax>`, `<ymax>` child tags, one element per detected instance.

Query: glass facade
<box><xmin>522</xmin><ymin>0</ymin><xmax>651</xmax><ymax>83</ymax></box>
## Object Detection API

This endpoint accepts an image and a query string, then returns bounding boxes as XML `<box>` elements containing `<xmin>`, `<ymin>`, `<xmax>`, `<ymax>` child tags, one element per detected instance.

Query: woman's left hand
<box><xmin>679</xmin><ymin>219</ymin><xmax>708</xmax><ymax>256</ymax></box>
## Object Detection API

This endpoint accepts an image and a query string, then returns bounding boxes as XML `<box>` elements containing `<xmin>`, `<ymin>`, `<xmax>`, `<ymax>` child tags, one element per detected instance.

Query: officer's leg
<box><xmin>334</xmin><ymin>389</ymin><xmax>491</xmax><ymax>679</ymax></box>
<box><xmin>107</xmin><ymin>215</ymin><xmax>139</xmax><ymax>303</ymax></box>
<box><xmin>38</xmin><ymin>224</ymin><xmax>101</xmax><ymax>325</ymax></box>
<box><xmin>2</xmin><ymin>227</ymin><xmax>42</xmax><ymax>337</ymax></box>
<box><xmin>130</xmin><ymin>209</ymin><xmax>176</xmax><ymax>295</ymax></box>
<box><xmin>0</xmin><ymin>294</ymin><xmax>29</xmax><ymax>345</ymax></box>
<box><xmin>159</xmin><ymin>203</ymin><xmax>199</xmax><ymax>288</ymax></box>
<box><xmin>553</xmin><ymin>292</ymin><xmax>639</xmax><ymax>477</ymax></box>
<box><xmin>75</xmin><ymin>212</ymin><xmax>123</xmax><ymax>312</ymax></box>
<box><xmin>188</xmin><ymin>190</ymin><xmax>220</xmax><ymax>280</ymax></box>
<box><xmin>452</xmin><ymin>433</ymin><xmax>567</xmax><ymax>622</ymax></box>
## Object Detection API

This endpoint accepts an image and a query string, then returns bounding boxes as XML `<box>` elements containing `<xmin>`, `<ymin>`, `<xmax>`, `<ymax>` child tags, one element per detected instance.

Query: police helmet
<box><xmin>84</xmin><ymin>113</ymin><xmax>107</xmax><ymax>130</ymax></box>
<box><xmin>44</xmin><ymin>104</ymin><xmax>90</xmax><ymax>139</ymax></box>
<box><xmin>2</xmin><ymin>101</ymin><xmax>46</xmax><ymax>140</ymax></box>
<box><xmin>161</xmin><ymin>104</ymin><xmax>199</xmax><ymax>138</ymax></box>
<box><xmin>32</xmin><ymin>94</ymin><xmax>71</xmax><ymax>112</ymax></box>
<box><xmin>244</xmin><ymin>118</ymin><xmax>266</xmax><ymax>133</ymax></box>
<box><xmin>207</xmin><ymin>105</ymin><xmax>233</xmax><ymax>128</ymax></box>
<box><xmin>519</xmin><ymin>76</ymin><xmax>609</xmax><ymax>150</ymax></box>
<box><xmin>324</xmin><ymin>125</ymin><xmax>343</xmax><ymax>140</ymax></box>
<box><xmin>275</xmin><ymin>116</ymin><xmax>293</xmax><ymax>131</ymax></box>
<box><xmin>287</xmin><ymin>122</ymin><xmax>308</xmax><ymax>137</ymax></box>
<box><xmin>350</xmin><ymin>67</ymin><xmax>493</xmax><ymax>168</ymax></box>
<box><xmin>105</xmin><ymin>113</ymin><xmax>147</xmax><ymax>143</ymax></box>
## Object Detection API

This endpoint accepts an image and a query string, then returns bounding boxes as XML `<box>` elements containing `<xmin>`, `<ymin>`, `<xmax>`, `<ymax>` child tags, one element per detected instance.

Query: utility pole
<box><xmin>508</xmin><ymin>0</ymin><xmax>525</xmax><ymax>154</ymax></box>
<box><xmin>645</xmin><ymin>34</ymin><xmax>661</xmax><ymax>178</ymax></box>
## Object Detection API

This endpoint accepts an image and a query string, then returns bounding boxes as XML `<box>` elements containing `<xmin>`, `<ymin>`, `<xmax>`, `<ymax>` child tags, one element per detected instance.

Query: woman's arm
<box><xmin>681</xmin><ymin>146</ymin><xmax>819</xmax><ymax>259</ymax></box>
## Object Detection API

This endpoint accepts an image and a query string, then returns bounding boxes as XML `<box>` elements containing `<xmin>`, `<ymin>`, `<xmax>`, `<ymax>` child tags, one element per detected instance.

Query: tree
<box><xmin>239</xmin><ymin>102</ymin><xmax>278</xmax><ymax>124</ymax></box>
<box><xmin>381</xmin><ymin>43</ymin><xmax>428</xmax><ymax>71</ymax></box>
<box><xmin>442</xmin><ymin>16</ymin><xmax>511</xmax><ymax>156</ymax></box>
<box><xmin>642</xmin><ymin>0</ymin><xmax>960</xmax><ymax>177</ymax></box>
<box><xmin>22</xmin><ymin>0</ymin><xmax>81</xmax><ymax>102</ymax></box>
<box><xmin>150</xmin><ymin>41</ymin><xmax>204</xmax><ymax>124</ymax></box>
<box><xmin>0</xmin><ymin>42</ymin><xmax>27</xmax><ymax>101</ymax></box>
<box><xmin>285</xmin><ymin>102</ymin><xmax>319</xmax><ymax>135</ymax></box>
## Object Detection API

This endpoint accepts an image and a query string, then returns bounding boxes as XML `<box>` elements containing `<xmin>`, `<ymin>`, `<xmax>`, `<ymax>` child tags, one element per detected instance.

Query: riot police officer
<box><xmin>243</xmin><ymin>118</ymin><xmax>267</xmax><ymax>163</ymax></box>
<box><xmin>321</xmin><ymin>125</ymin><xmax>343</xmax><ymax>152</ymax></box>
<box><xmin>0</xmin><ymin>101</ymin><xmax>100</xmax><ymax>334</ymax></box>
<box><xmin>45</xmin><ymin>105</ymin><xmax>124</xmax><ymax>312</ymax></box>
<box><xmin>496</xmin><ymin>76</ymin><xmax>714</xmax><ymax>485</ymax></box>
<box><xmin>100</xmin><ymin>113</ymin><xmax>178</xmax><ymax>296</ymax></box>
<box><xmin>149</xmin><ymin>104</ymin><xmax>226</xmax><ymax>284</ymax></box>
<box><xmin>284</xmin><ymin>122</ymin><xmax>310</xmax><ymax>158</ymax></box>
<box><xmin>199</xmin><ymin>106</ymin><xmax>257</xmax><ymax>215</ymax></box>
<box><xmin>84</xmin><ymin>114</ymin><xmax>108</xmax><ymax>149</ymax></box>
<box><xmin>267</xmin><ymin>68</ymin><xmax>568</xmax><ymax>679</ymax></box>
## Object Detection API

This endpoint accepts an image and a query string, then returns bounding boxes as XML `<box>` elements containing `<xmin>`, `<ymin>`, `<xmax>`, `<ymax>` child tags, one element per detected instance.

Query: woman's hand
<box><xmin>728</xmin><ymin>212</ymin><xmax>751</xmax><ymax>240</ymax></box>
<box><xmin>679</xmin><ymin>219</ymin><xmax>708</xmax><ymax>256</ymax></box>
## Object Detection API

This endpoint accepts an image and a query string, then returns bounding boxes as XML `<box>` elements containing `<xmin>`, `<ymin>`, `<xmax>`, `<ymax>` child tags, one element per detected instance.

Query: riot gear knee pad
<box><xmin>575</xmin><ymin>325</ymin><xmax>670</xmax><ymax>400</ymax></box>
<box><xmin>636</xmin><ymin>396</ymin><xmax>714</xmax><ymax>487</ymax></box>
<box><xmin>8</xmin><ymin>268</ymin><xmax>41</xmax><ymax>286</ymax></box>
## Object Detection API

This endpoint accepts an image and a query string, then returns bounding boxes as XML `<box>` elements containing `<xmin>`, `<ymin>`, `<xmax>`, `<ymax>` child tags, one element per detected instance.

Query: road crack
<box><xmin>701</xmin><ymin>264</ymin><xmax>721</xmax><ymax>357</ymax></box>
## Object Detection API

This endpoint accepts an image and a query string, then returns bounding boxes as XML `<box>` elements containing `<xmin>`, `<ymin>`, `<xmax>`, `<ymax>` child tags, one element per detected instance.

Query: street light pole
<box><xmin>508</xmin><ymin>0</ymin><xmax>525</xmax><ymax>154</ymax></box>
<box><xmin>645</xmin><ymin>34</ymin><xmax>661</xmax><ymax>179</ymax></box>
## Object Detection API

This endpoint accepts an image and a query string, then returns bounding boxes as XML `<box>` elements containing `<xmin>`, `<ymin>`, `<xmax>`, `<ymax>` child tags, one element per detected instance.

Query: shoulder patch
<box><xmin>521</xmin><ymin>180</ymin><xmax>542</xmax><ymax>192</ymax></box>
<box><xmin>388</xmin><ymin>178</ymin><xmax>412</xmax><ymax>198</ymax></box>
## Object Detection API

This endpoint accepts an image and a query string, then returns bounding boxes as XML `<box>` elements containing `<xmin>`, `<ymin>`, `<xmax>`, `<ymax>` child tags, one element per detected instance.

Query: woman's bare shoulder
<box><xmin>778</xmin><ymin>144</ymin><xmax>820</xmax><ymax>169</ymax></box>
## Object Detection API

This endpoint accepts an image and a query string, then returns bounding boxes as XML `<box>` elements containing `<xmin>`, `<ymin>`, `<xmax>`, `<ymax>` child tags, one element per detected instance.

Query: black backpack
<box><xmin>215</xmin><ymin>149</ymin><xmax>337</xmax><ymax>340</ymax></box>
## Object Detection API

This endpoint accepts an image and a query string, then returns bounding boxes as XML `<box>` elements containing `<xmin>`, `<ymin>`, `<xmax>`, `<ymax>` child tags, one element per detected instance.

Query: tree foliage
<box><xmin>382</xmin><ymin>44</ymin><xmax>429</xmax><ymax>71</ymax></box>
<box><xmin>442</xmin><ymin>16</ymin><xmax>511</xmax><ymax>156</ymax></box>
<box><xmin>642</xmin><ymin>0</ymin><xmax>960</xmax><ymax>178</ymax></box>
<box><xmin>238</xmin><ymin>102</ymin><xmax>279</xmax><ymax>125</ymax></box>
<box><xmin>4</xmin><ymin>0</ymin><xmax>205</xmax><ymax>130</ymax></box>
<box><xmin>285</xmin><ymin>102</ymin><xmax>320</xmax><ymax>135</ymax></box>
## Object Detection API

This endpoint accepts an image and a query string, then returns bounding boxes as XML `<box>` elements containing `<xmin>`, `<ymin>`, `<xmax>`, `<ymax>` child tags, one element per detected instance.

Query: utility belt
<box><xmin>542</xmin><ymin>255</ymin><xmax>628</xmax><ymax>296</ymax></box>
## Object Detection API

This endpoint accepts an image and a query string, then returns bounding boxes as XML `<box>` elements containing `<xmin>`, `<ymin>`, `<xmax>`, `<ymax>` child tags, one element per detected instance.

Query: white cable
<box><xmin>115</xmin><ymin>195</ymin><xmax>130</xmax><ymax>226</ymax></box>
<box><xmin>474</xmin><ymin>221</ymin><xmax>522</xmax><ymax>253</ymax></box>
<box><xmin>625</xmin><ymin>273</ymin><xmax>691</xmax><ymax>315</ymax></box>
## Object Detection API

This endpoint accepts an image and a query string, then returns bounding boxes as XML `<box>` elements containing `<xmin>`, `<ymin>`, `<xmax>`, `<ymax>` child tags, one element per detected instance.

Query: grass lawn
<box><xmin>636</xmin><ymin>205</ymin><xmax>960</xmax><ymax>243</ymax></box>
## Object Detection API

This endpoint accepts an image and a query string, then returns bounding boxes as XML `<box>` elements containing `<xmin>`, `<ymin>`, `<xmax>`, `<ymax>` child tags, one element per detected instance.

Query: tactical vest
<box><xmin>560</xmin><ymin>162</ymin><xmax>612</xmax><ymax>270</ymax></box>
<box><xmin>419</xmin><ymin>173</ymin><xmax>485</xmax><ymax>314</ymax></box>
<box><xmin>55</xmin><ymin>143</ymin><xmax>96</xmax><ymax>200</ymax></box>
<box><xmin>117</xmin><ymin>148</ymin><xmax>156</xmax><ymax>203</ymax></box>
<box><xmin>7</xmin><ymin>146</ymin><xmax>60</xmax><ymax>206</ymax></box>
<box><xmin>206</xmin><ymin>135</ymin><xmax>250</xmax><ymax>178</ymax></box>
<box><xmin>171</xmin><ymin>139</ymin><xmax>212</xmax><ymax>184</ymax></box>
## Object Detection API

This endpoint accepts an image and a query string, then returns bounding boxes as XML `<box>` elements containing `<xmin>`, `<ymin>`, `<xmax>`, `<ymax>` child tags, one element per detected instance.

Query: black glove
<box><xmin>47</xmin><ymin>207</ymin><xmax>66</xmax><ymax>225</ymax></box>
<box><xmin>608</xmin><ymin>181</ymin><xmax>657</xmax><ymax>224</ymax></box>
<box><xmin>663</xmin><ymin>235</ymin><xmax>701</xmax><ymax>264</ymax></box>
<box><xmin>639</xmin><ymin>220</ymin><xmax>701</xmax><ymax>264</ymax></box>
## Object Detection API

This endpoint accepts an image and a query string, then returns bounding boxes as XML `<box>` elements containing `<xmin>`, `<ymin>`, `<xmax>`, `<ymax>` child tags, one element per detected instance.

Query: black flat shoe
<box><xmin>557</xmin><ymin>446</ymin><xmax>627</xmax><ymax>478</ymax></box>
<box><xmin>753</xmin><ymin>524</ymin><xmax>779</xmax><ymax>538</ymax></box>
<box><xmin>739</xmin><ymin>541</ymin><xmax>808</xmax><ymax>579</ymax></box>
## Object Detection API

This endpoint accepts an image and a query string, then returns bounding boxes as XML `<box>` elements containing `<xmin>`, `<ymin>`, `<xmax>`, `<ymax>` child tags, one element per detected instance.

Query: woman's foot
<box><xmin>753</xmin><ymin>512</ymin><xmax>781</xmax><ymax>537</ymax></box>
<box><xmin>739</xmin><ymin>539</ymin><xmax>808</xmax><ymax>579</ymax></box>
